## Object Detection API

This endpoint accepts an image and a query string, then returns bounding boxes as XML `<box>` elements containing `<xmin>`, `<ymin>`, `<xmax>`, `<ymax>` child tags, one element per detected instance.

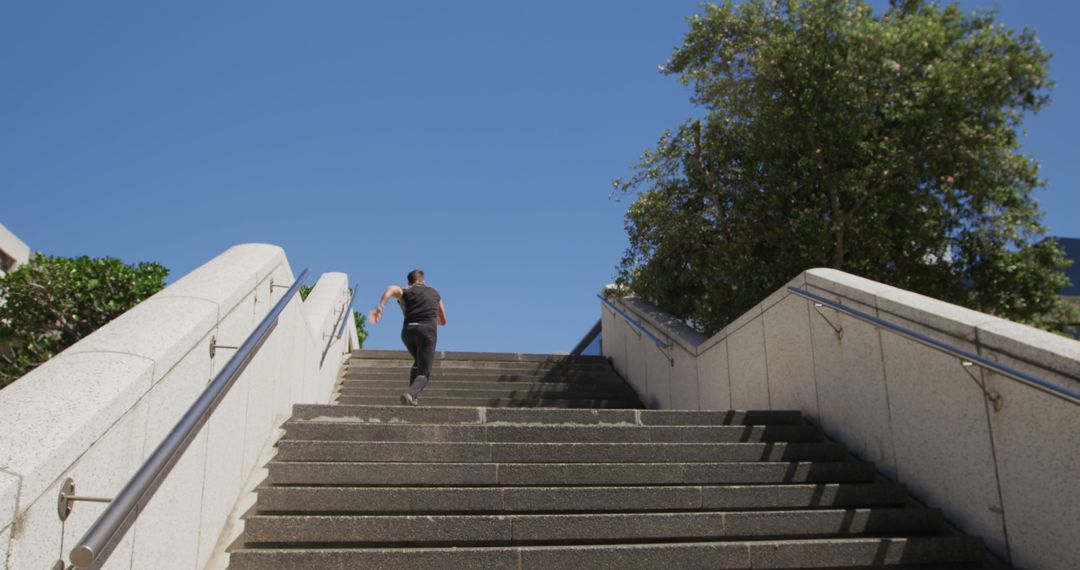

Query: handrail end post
<box><xmin>70</xmin><ymin>545</ymin><xmax>94</xmax><ymax>568</ymax></box>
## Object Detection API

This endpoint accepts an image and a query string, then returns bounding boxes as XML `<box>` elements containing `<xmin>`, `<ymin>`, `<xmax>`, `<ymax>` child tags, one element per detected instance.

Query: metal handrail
<box><xmin>788</xmin><ymin>286</ymin><xmax>1080</xmax><ymax>406</ymax></box>
<box><xmin>569</xmin><ymin>319</ymin><xmax>602</xmax><ymax>356</ymax></box>
<box><xmin>69</xmin><ymin>269</ymin><xmax>311</xmax><ymax>568</ymax></box>
<box><xmin>335</xmin><ymin>282</ymin><xmax>359</xmax><ymax>339</ymax></box>
<box><xmin>597</xmin><ymin>294</ymin><xmax>669</xmax><ymax>350</ymax></box>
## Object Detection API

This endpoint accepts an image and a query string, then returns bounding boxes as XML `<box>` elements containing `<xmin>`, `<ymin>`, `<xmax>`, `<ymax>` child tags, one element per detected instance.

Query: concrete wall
<box><xmin>601</xmin><ymin>269</ymin><xmax>1080</xmax><ymax>570</ymax></box>
<box><xmin>0</xmin><ymin>244</ymin><xmax>357</xmax><ymax>570</ymax></box>
<box><xmin>0</xmin><ymin>223</ymin><xmax>30</xmax><ymax>278</ymax></box>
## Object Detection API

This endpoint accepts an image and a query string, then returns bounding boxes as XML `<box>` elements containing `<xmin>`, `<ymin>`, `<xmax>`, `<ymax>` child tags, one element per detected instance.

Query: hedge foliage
<box><xmin>0</xmin><ymin>255</ymin><xmax>168</xmax><ymax>388</ymax></box>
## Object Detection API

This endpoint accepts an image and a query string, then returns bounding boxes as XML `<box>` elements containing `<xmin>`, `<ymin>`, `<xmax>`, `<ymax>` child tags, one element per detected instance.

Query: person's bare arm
<box><xmin>437</xmin><ymin>300</ymin><xmax>447</xmax><ymax>326</ymax></box>
<box><xmin>368</xmin><ymin>285</ymin><xmax>403</xmax><ymax>325</ymax></box>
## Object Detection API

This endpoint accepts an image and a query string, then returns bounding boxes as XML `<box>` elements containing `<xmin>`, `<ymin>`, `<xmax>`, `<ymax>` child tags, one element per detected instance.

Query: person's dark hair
<box><xmin>407</xmin><ymin>269</ymin><xmax>424</xmax><ymax>285</ymax></box>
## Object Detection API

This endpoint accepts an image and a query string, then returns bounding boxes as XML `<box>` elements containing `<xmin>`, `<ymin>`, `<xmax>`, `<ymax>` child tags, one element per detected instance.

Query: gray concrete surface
<box><xmin>600</xmin><ymin>268</ymin><xmax>1080</xmax><ymax>569</ymax></box>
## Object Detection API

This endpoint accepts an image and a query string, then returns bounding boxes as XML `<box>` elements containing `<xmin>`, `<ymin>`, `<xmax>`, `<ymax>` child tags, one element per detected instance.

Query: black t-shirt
<box><xmin>401</xmin><ymin>284</ymin><xmax>441</xmax><ymax>323</ymax></box>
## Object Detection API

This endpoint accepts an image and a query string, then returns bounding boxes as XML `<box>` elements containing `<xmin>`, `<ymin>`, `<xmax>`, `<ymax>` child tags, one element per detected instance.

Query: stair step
<box><xmin>266</xmin><ymin>461</ymin><xmax>875</xmax><ymax>486</ymax></box>
<box><xmin>334</xmin><ymin>396</ymin><xmax>642</xmax><ymax>409</ymax></box>
<box><xmin>341</xmin><ymin>380</ymin><xmax>627</xmax><ymax>393</ymax></box>
<box><xmin>344</xmin><ymin>370</ymin><xmax>621</xmax><ymax>382</ymax></box>
<box><xmin>350</xmin><ymin>350</ymin><xmax>609</xmax><ymax>365</ymax></box>
<box><xmin>228</xmin><ymin>536</ymin><xmax>985</xmax><ymax>569</ymax></box>
<box><xmin>253</xmin><ymin>483</ymin><xmax>910</xmax><ymax>514</ymax></box>
<box><xmin>345</xmin><ymin>362</ymin><xmax>617</xmax><ymax>371</ymax></box>
<box><xmin>273</xmin><ymin>441</ymin><xmax>849</xmax><ymax>463</ymax></box>
<box><xmin>347</xmin><ymin>362</ymin><xmax>615</xmax><ymax>373</ymax></box>
<box><xmin>338</xmin><ymin>382</ymin><xmax>632</xmax><ymax>395</ymax></box>
<box><xmin>343</xmin><ymin>373</ymin><xmax>618</xmax><ymax>384</ymax></box>
<box><xmin>337</xmin><ymin>387</ymin><xmax>634</xmax><ymax>400</ymax></box>
<box><xmin>288</xmin><ymin>405</ymin><xmax>804</xmax><ymax>426</ymax></box>
<box><xmin>340</xmin><ymin>375</ymin><xmax>625</xmax><ymax>386</ymax></box>
<box><xmin>241</xmin><ymin>508</ymin><xmax>942</xmax><ymax>546</ymax></box>
<box><xmin>282</xmin><ymin>422</ymin><xmax>825</xmax><ymax>443</ymax></box>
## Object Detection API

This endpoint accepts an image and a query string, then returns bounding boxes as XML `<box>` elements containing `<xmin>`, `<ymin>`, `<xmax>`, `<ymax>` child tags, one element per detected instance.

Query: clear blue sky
<box><xmin>2</xmin><ymin>1</ymin><xmax>1078</xmax><ymax>353</ymax></box>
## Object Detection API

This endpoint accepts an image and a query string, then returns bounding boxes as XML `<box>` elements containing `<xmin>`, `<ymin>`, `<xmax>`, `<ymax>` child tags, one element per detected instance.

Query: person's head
<box><xmin>407</xmin><ymin>269</ymin><xmax>425</xmax><ymax>285</ymax></box>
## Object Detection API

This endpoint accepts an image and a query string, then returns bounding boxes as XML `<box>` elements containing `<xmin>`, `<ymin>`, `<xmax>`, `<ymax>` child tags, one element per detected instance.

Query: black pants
<box><xmin>401</xmin><ymin>320</ymin><xmax>438</xmax><ymax>398</ymax></box>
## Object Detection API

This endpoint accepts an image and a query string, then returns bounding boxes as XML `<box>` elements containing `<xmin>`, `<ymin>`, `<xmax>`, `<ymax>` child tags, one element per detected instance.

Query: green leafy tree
<box><xmin>353</xmin><ymin>311</ymin><xmax>368</xmax><ymax>348</ymax></box>
<box><xmin>615</xmin><ymin>0</ymin><xmax>1076</xmax><ymax>335</ymax></box>
<box><xmin>0</xmin><ymin>255</ymin><xmax>169</xmax><ymax>388</ymax></box>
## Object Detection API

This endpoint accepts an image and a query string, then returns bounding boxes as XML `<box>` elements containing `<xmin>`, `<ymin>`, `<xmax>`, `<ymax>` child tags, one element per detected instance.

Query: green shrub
<box><xmin>353</xmin><ymin>311</ymin><xmax>368</xmax><ymax>348</ymax></box>
<box><xmin>0</xmin><ymin>255</ymin><xmax>168</xmax><ymax>388</ymax></box>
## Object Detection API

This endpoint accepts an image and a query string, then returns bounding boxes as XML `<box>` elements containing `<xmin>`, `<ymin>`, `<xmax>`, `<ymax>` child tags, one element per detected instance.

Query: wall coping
<box><xmin>605</xmin><ymin>267</ymin><xmax>1080</xmax><ymax>389</ymax></box>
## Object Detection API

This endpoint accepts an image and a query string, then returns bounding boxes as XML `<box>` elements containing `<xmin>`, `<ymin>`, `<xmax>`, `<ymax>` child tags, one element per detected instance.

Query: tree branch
<box><xmin>690</xmin><ymin>121</ymin><xmax>736</xmax><ymax>248</ymax></box>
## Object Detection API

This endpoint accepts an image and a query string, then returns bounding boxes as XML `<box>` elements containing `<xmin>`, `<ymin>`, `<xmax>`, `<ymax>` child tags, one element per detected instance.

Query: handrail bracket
<box><xmin>57</xmin><ymin>478</ymin><xmax>112</xmax><ymax>523</ymax></box>
<box><xmin>812</xmin><ymin>302</ymin><xmax>844</xmax><ymax>339</ymax></box>
<box><xmin>268</xmin><ymin>277</ymin><xmax>292</xmax><ymax>292</ymax></box>
<box><xmin>960</xmin><ymin>360</ymin><xmax>1004</xmax><ymax>412</ymax></box>
<box><xmin>208</xmin><ymin>335</ymin><xmax>240</xmax><ymax>359</ymax></box>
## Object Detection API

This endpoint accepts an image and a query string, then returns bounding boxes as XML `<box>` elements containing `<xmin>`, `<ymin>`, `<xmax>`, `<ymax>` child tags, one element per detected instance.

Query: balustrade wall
<box><xmin>601</xmin><ymin>268</ymin><xmax>1080</xmax><ymax>570</ymax></box>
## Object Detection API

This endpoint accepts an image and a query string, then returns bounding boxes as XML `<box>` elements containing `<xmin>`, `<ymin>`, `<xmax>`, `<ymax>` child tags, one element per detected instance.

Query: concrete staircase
<box><xmin>228</xmin><ymin>351</ymin><xmax>997</xmax><ymax>569</ymax></box>
<box><xmin>334</xmin><ymin>349</ymin><xmax>645</xmax><ymax>408</ymax></box>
